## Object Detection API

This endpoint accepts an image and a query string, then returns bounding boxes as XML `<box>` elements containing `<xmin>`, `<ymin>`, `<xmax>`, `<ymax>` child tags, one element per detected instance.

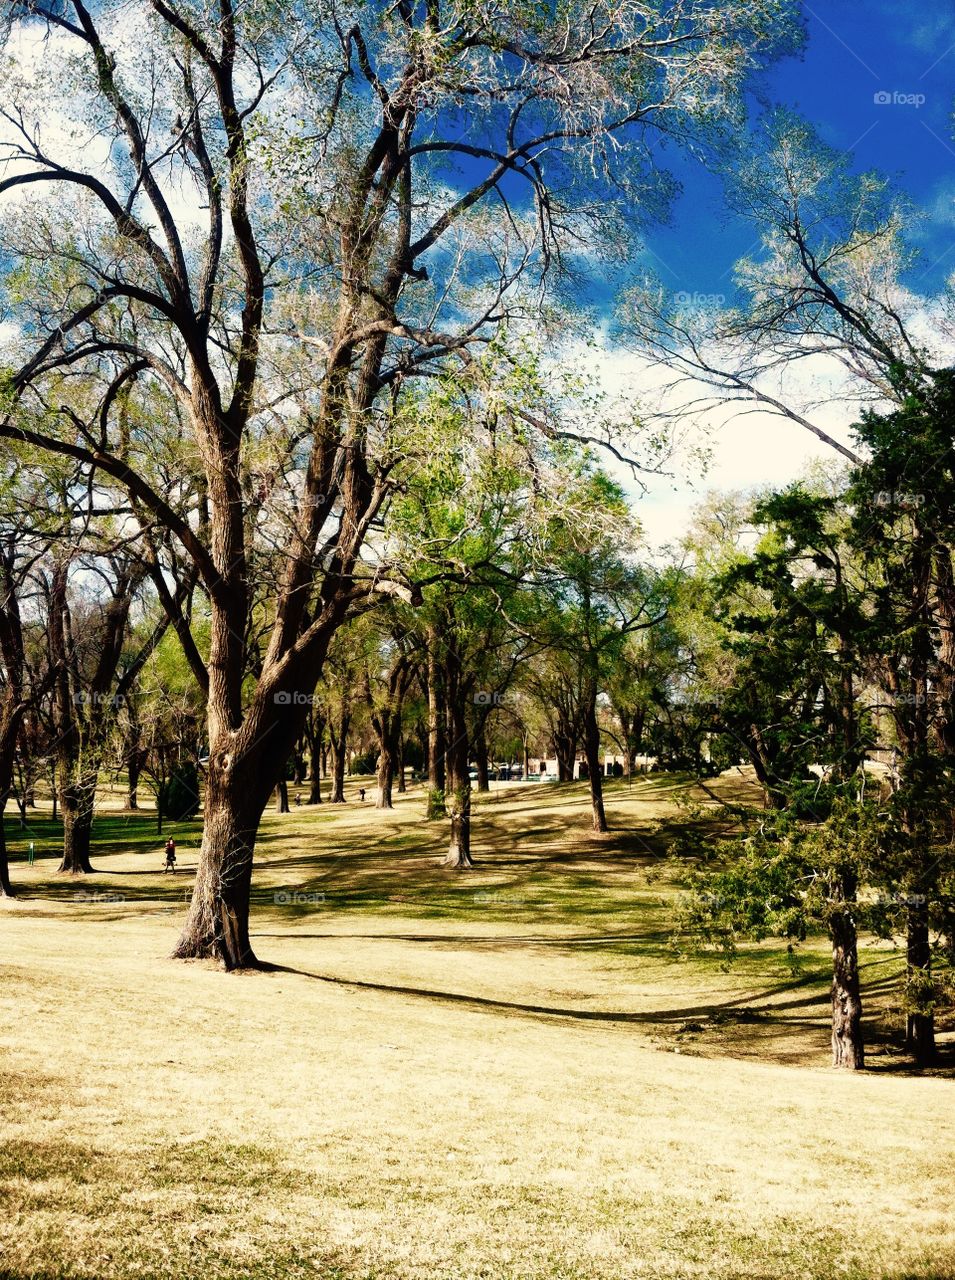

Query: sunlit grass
<box><xmin>1</xmin><ymin>771</ymin><xmax>952</xmax><ymax>1278</ymax></box>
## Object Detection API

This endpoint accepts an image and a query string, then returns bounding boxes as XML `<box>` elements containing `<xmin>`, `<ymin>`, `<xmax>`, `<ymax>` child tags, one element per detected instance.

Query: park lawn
<box><xmin>1</xmin><ymin>773</ymin><xmax>953</xmax><ymax>1279</ymax></box>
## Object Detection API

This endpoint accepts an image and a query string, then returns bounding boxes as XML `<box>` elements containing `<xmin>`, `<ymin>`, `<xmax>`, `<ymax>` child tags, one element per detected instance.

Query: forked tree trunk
<box><xmin>830</xmin><ymin>904</ymin><xmax>864</xmax><ymax>1069</ymax></box>
<box><xmin>905</xmin><ymin>900</ymin><xmax>936</xmax><ymax>1065</ymax></box>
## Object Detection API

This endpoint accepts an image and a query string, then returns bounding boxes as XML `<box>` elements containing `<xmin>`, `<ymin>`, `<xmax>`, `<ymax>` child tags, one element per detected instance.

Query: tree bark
<box><xmin>173</xmin><ymin>766</ymin><xmax>263</xmax><ymax>969</ymax></box>
<box><xmin>329</xmin><ymin>710</ymin><xmax>349</xmax><ymax>803</ymax></box>
<box><xmin>308</xmin><ymin>771</ymin><xmax>323</xmax><ymax>805</ymax></box>
<box><xmin>306</xmin><ymin>712</ymin><xmax>324</xmax><ymax>803</ymax></box>
<box><xmin>127</xmin><ymin>747</ymin><xmax>145</xmax><ymax>810</ymax></box>
<box><xmin>554</xmin><ymin>724</ymin><xmax>576</xmax><ymax>782</ymax></box>
<box><xmin>474</xmin><ymin>720</ymin><xmax>490</xmax><ymax>792</ymax></box>
<box><xmin>582</xmin><ymin>687</ymin><xmax>608</xmax><ymax>833</ymax></box>
<box><xmin>59</xmin><ymin>777</ymin><xmax>96</xmax><ymax>875</ymax></box>
<box><xmin>275</xmin><ymin>778</ymin><xmax>290</xmax><ymax>813</ymax></box>
<box><xmin>0</xmin><ymin>798</ymin><xmax>13</xmax><ymax>898</ymax></box>
<box><xmin>376</xmin><ymin>739</ymin><xmax>395</xmax><ymax>809</ymax></box>
<box><xmin>905</xmin><ymin>899</ymin><xmax>936</xmax><ymax>1066</ymax></box>
<box><xmin>426</xmin><ymin>633</ymin><xmax>447</xmax><ymax>818</ymax></box>
<box><xmin>442</xmin><ymin>655</ymin><xmax>474</xmax><ymax>868</ymax></box>
<box><xmin>830</xmin><ymin>903</ymin><xmax>864</xmax><ymax>1069</ymax></box>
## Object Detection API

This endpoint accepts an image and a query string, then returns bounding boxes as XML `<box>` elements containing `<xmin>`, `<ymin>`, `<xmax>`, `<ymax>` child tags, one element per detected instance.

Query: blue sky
<box><xmin>646</xmin><ymin>1</ymin><xmax>955</xmax><ymax>303</ymax></box>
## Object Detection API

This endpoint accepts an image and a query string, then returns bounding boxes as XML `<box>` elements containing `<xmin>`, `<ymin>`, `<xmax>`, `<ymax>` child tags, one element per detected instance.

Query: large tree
<box><xmin>1</xmin><ymin>0</ymin><xmax>800</xmax><ymax>966</ymax></box>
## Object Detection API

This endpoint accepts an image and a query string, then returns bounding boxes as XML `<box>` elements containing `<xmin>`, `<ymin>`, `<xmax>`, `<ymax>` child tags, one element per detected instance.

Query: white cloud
<box><xmin>559</xmin><ymin>339</ymin><xmax>862</xmax><ymax>551</ymax></box>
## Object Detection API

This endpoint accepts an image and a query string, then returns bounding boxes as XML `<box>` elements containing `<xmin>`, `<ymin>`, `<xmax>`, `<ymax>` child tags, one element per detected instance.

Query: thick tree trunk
<box><xmin>830</xmin><ymin>905</ymin><xmax>864</xmax><ymax>1069</ymax></box>
<box><xmin>57</xmin><ymin>777</ymin><xmax>96</xmax><ymax>874</ymax></box>
<box><xmin>555</xmin><ymin>728</ymin><xmax>576</xmax><ymax>782</ymax></box>
<box><xmin>0</xmin><ymin>801</ymin><xmax>13</xmax><ymax>898</ymax></box>
<box><xmin>59</xmin><ymin>808</ymin><xmax>94</xmax><ymax>875</ymax></box>
<box><xmin>376</xmin><ymin>740</ymin><xmax>395</xmax><ymax>809</ymax></box>
<box><xmin>275</xmin><ymin>778</ymin><xmax>290</xmax><ymax>813</ymax></box>
<box><xmin>127</xmin><ymin>778</ymin><xmax>139</xmax><ymax>810</ymax></box>
<box><xmin>173</xmin><ymin>768</ymin><xmax>264</xmax><ymax>969</ymax></box>
<box><xmin>443</xmin><ymin>689</ymin><xmax>474</xmax><ymax>868</ymax></box>
<box><xmin>905</xmin><ymin>901</ymin><xmax>936</xmax><ymax>1065</ymax></box>
<box><xmin>582</xmin><ymin>693</ymin><xmax>608</xmax><ymax>834</ymax></box>
<box><xmin>308</xmin><ymin>771</ymin><xmax>323</xmax><ymax>804</ymax></box>
<box><xmin>126</xmin><ymin>733</ymin><xmax>147</xmax><ymax>810</ymax></box>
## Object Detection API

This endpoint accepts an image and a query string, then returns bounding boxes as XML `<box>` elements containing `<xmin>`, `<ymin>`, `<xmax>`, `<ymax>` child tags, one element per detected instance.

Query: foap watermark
<box><xmin>474</xmin><ymin>891</ymin><xmax>530</xmax><ymax>906</ymax></box>
<box><xmin>874</xmin><ymin>90</ymin><xmax>925</xmax><ymax>109</ymax></box>
<box><xmin>872</xmin><ymin>491</ymin><xmax>926</xmax><ymax>510</ymax></box>
<box><xmin>876</xmin><ymin>891</ymin><xmax>927</xmax><ymax>908</ymax></box>
<box><xmin>674</xmin><ymin>289</ymin><xmax>726</xmax><ymax>307</ymax></box>
<box><xmin>274</xmin><ymin>691</ymin><xmax>318</xmax><ymax>706</ymax></box>
<box><xmin>73</xmin><ymin>690</ymin><xmax>126</xmax><ymax>708</ymax></box>
<box><xmin>73</xmin><ymin>890</ymin><xmax>125</xmax><ymax>904</ymax></box>
<box><xmin>273</xmin><ymin>890</ymin><xmax>326</xmax><ymax>905</ymax></box>
<box><xmin>473</xmin><ymin>691</ymin><xmax>510</xmax><ymax>707</ymax></box>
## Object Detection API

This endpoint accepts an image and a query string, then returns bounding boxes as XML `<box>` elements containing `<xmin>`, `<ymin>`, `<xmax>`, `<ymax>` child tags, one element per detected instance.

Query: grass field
<box><xmin>1</xmin><ymin>773</ymin><xmax>953</xmax><ymax>1279</ymax></box>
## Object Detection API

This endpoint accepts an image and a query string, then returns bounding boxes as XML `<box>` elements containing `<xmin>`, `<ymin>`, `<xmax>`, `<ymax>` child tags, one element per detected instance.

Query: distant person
<box><xmin>163</xmin><ymin>838</ymin><xmax>177</xmax><ymax>873</ymax></box>
<box><xmin>358</xmin><ymin>787</ymin><xmax>366</xmax><ymax>802</ymax></box>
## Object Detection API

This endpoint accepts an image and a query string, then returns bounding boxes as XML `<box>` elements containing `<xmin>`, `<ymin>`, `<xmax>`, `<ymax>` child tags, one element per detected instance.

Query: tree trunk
<box><xmin>376</xmin><ymin>739</ymin><xmax>395</xmax><ymax>809</ymax></box>
<box><xmin>582</xmin><ymin>691</ymin><xmax>608</xmax><ymax>833</ymax></box>
<box><xmin>555</xmin><ymin>727</ymin><xmax>576</xmax><ymax>782</ymax></box>
<box><xmin>173</xmin><ymin>767</ymin><xmax>264</xmax><ymax>969</ymax></box>
<box><xmin>60</xmin><ymin>810</ymin><xmax>94</xmax><ymax>875</ymax></box>
<box><xmin>474</xmin><ymin>721</ymin><xmax>490</xmax><ymax>793</ymax></box>
<box><xmin>0</xmin><ymin>799</ymin><xmax>13</xmax><ymax>898</ymax></box>
<box><xmin>276</xmin><ymin>778</ymin><xmax>290</xmax><ymax>813</ymax></box>
<box><xmin>426</xmin><ymin>636</ymin><xmax>447</xmax><ymax>818</ymax></box>
<box><xmin>442</xmin><ymin>681</ymin><xmax>474</xmax><ymax>868</ymax></box>
<box><xmin>905</xmin><ymin>900</ymin><xmax>936</xmax><ymax>1066</ymax></box>
<box><xmin>58</xmin><ymin>777</ymin><xmax>96</xmax><ymax>874</ymax></box>
<box><xmin>127</xmin><ymin>748</ymin><xmax>145</xmax><ymax>810</ymax></box>
<box><xmin>307</xmin><ymin>716</ymin><xmax>324</xmax><ymax>803</ymax></box>
<box><xmin>830</xmin><ymin>905</ymin><xmax>864</xmax><ymax>1069</ymax></box>
<box><xmin>329</xmin><ymin>711</ymin><xmax>349</xmax><ymax>803</ymax></box>
<box><xmin>397</xmin><ymin>736</ymin><xmax>406</xmax><ymax>793</ymax></box>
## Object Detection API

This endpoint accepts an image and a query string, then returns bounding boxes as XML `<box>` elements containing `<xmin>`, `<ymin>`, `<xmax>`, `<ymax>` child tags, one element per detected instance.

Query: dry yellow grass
<box><xmin>1</xmin><ymin>774</ymin><xmax>953</xmax><ymax>1279</ymax></box>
